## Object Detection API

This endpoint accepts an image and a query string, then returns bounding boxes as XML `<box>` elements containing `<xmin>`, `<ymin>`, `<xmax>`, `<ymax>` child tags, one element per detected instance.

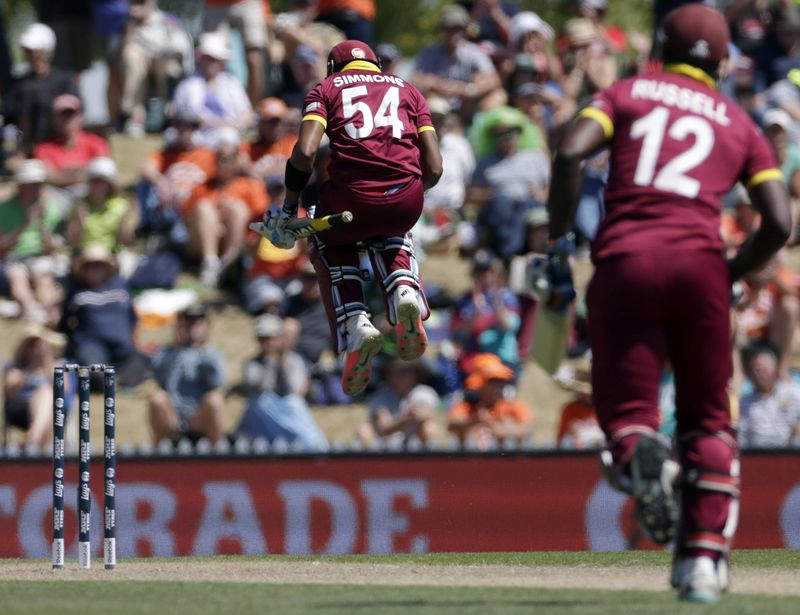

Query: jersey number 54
<box><xmin>342</xmin><ymin>86</ymin><xmax>404</xmax><ymax>140</ymax></box>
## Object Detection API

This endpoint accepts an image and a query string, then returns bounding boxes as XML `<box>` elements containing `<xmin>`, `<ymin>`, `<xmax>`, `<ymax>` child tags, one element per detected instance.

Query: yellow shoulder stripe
<box><xmin>577</xmin><ymin>107</ymin><xmax>614</xmax><ymax>139</ymax></box>
<box><xmin>746</xmin><ymin>168</ymin><xmax>784</xmax><ymax>191</ymax></box>
<box><xmin>418</xmin><ymin>125</ymin><xmax>436</xmax><ymax>134</ymax></box>
<box><xmin>302</xmin><ymin>114</ymin><xmax>327</xmax><ymax>129</ymax></box>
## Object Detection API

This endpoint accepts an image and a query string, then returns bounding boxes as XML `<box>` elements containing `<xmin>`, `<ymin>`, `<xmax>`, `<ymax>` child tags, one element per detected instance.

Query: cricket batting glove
<box><xmin>545</xmin><ymin>235</ymin><xmax>576</xmax><ymax>313</ymax></box>
<box><xmin>263</xmin><ymin>205</ymin><xmax>297</xmax><ymax>249</ymax></box>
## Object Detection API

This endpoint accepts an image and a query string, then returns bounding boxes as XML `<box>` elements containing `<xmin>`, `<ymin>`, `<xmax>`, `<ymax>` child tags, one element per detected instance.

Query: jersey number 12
<box><xmin>342</xmin><ymin>86</ymin><xmax>404</xmax><ymax>140</ymax></box>
<box><xmin>630</xmin><ymin>105</ymin><xmax>714</xmax><ymax>199</ymax></box>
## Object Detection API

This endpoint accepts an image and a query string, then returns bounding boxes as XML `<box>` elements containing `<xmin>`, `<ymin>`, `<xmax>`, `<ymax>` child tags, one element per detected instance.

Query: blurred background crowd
<box><xmin>2</xmin><ymin>0</ymin><xmax>800</xmax><ymax>454</ymax></box>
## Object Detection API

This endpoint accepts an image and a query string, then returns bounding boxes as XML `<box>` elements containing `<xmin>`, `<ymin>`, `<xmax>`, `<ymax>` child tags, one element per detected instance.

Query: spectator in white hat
<box><xmin>3</xmin><ymin>23</ymin><xmax>79</xmax><ymax>151</ymax></box>
<box><xmin>202</xmin><ymin>0</ymin><xmax>269</xmax><ymax>104</ymax></box>
<box><xmin>67</xmin><ymin>157</ymin><xmax>137</xmax><ymax>255</ymax></box>
<box><xmin>0</xmin><ymin>159</ymin><xmax>63</xmax><ymax>323</ymax></box>
<box><xmin>115</xmin><ymin>0</ymin><xmax>193</xmax><ymax>137</ymax></box>
<box><xmin>508</xmin><ymin>11</ymin><xmax>561</xmax><ymax>84</ymax></box>
<box><xmin>171</xmin><ymin>31</ymin><xmax>253</xmax><ymax>146</ymax></box>
<box><xmin>762</xmin><ymin>108</ymin><xmax>800</xmax><ymax>199</ymax></box>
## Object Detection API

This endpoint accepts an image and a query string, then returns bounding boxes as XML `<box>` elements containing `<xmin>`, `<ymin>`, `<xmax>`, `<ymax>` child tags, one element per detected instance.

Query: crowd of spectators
<box><xmin>2</xmin><ymin>0</ymin><xmax>800</xmax><ymax>452</ymax></box>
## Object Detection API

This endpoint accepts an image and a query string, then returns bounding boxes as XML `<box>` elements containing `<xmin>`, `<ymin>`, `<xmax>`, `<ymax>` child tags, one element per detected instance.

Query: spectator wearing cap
<box><xmin>423</xmin><ymin>96</ymin><xmax>475</xmax><ymax>214</ymax></box>
<box><xmin>316</xmin><ymin>0</ymin><xmax>376</xmax><ymax>44</ymax></box>
<box><xmin>356</xmin><ymin>357</ymin><xmax>441</xmax><ymax>447</ymax></box>
<box><xmin>375</xmin><ymin>42</ymin><xmax>402</xmax><ymax>76</ymax></box>
<box><xmin>447</xmin><ymin>353</ymin><xmax>532</xmax><ymax>449</ymax></box>
<box><xmin>148</xmin><ymin>303</ymin><xmax>227</xmax><ymax>444</ymax></box>
<box><xmin>3</xmin><ymin>23</ymin><xmax>79</xmax><ymax>152</ymax></box>
<box><xmin>413</xmin><ymin>96</ymin><xmax>473</xmax><ymax>257</ymax></box>
<box><xmin>575</xmin><ymin>0</ymin><xmax>650</xmax><ymax>75</ymax></box>
<box><xmin>509</xmin><ymin>11</ymin><xmax>560</xmax><ymax>83</ymax></box>
<box><xmin>3</xmin><ymin>324</ymin><xmax>65</xmax><ymax>448</ymax></box>
<box><xmin>182</xmin><ymin>130</ymin><xmax>268</xmax><ymax>286</ymax></box>
<box><xmin>171</xmin><ymin>32</ymin><xmax>253</xmax><ymax>145</ymax></box>
<box><xmin>236</xmin><ymin>313</ymin><xmax>327</xmax><ymax>449</ymax></box>
<box><xmin>765</xmin><ymin>67</ymin><xmax>800</xmax><ymax>137</ymax></box>
<box><xmin>559</xmin><ymin>17</ymin><xmax>617</xmax><ymax>106</ymax></box>
<box><xmin>0</xmin><ymin>160</ymin><xmax>62</xmax><ymax>323</ymax></box>
<box><xmin>762</xmin><ymin>109</ymin><xmax>800</xmax><ymax>200</ymax></box>
<box><xmin>67</xmin><ymin>157</ymin><xmax>137</xmax><ymax>255</ymax></box>
<box><xmin>33</xmin><ymin>94</ymin><xmax>111</xmax><ymax>195</ymax></box>
<box><xmin>115</xmin><ymin>0</ymin><xmax>193</xmax><ymax>137</ymax></box>
<box><xmin>467</xmin><ymin>108</ymin><xmax>550</xmax><ymax>261</ymax></box>
<box><xmin>58</xmin><ymin>244</ymin><xmax>141</xmax><ymax>381</ymax></box>
<box><xmin>451</xmin><ymin>251</ymin><xmax>522</xmax><ymax>373</ymax></box>
<box><xmin>242</xmin><ymin>97</ymin><xmax>298</xmax><ymax>181</ymax></box>
<box><xmin>203</xmin><ymin>0</ymin><xmax>270</xmax><ymax>104</ymax></box>
<box><xmin>412</xmin><ymin>4</ymin><xmax>501</xmax><ymax>116</ymax></box>
<box><xmin>137</xmin><ymin>108</ymin><xmax>217</xmax><ymax>235</ymax></box>
<box><xmin>739</xmin><ymin>344</ymin><xmax>800</xmax><ymax>448</ymax></box>
<box><xmin>282</xmin><ymin>44</ymin><xmax>326</xmax><ymax>109</ymax></box>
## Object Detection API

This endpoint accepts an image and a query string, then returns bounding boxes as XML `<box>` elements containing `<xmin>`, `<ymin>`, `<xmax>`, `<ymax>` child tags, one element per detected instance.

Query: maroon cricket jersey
<box><xmin>580</xmin><ymin>65</ymin><xmax>780</xmax><ymax>261</ymax></box>
<box><xmin>301</xmin><ymin>61</ymin><xmax>434</xmax><ymax>194</ymax></box>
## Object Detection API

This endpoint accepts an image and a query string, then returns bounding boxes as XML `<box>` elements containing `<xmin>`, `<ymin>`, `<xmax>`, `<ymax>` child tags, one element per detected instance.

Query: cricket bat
<box><xmin>526</xmin><ymin>255</ymin><xmax>572</xmax><ymax>374</ymax></box>
<box><xmin>530</xmin><ymin>305</ymin><xmax>571</xmax><ymax>375</ymax></box>
<box><xmin>249</xmin><ymin>211</ymin><xmax>353</xmax><ymax>238</ymax></box>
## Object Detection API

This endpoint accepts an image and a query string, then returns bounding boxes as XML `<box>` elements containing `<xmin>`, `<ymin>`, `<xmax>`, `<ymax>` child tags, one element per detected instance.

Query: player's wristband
<box><xmin>547</xmin><ymin>233</ymin><xmax>575</xmax><ymax>256</ymax></box>
<box><xmin>284</xmin><ymin>160</ymin><xmax>312</xmax><ymax>194</ymax></box>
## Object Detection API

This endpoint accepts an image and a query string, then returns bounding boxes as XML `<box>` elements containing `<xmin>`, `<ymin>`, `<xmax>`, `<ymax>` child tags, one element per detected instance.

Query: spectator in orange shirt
<box><xmin>182</xmin><ymin>129</ymin><xmax>268</xmax><ymax>286</ymax></box>
<box><xmin>33</xmin><ymin>94</ymin><xmax>110</xmax><ymax>195</ymax></box>
<box><xmin>242</xmin><ymin>97</ymin><xmax>297</xmax><ymax>182</ymax></box>
<box><xmin>553</xmin><ymin>364</ymin><xmax>604</xmax><ymax>449</ymax></box>
<box><xmin>138</xmin><ymin>108</ymin><xmax>216</xmax><ymax>228</ymax></box>
<box><xmin>448</xmin><ymin>353</ymin><xmax>533</xmax><ymax>449</ymax></box>
<box><xmin>316</xmin><ymin>0</ymin><xmax>376</xmax><ymax>45</ymax></box>
<box><xmin>723</xmin><ymin>186</ymin><xmax>800</xmax><ymax>381</ymax></box>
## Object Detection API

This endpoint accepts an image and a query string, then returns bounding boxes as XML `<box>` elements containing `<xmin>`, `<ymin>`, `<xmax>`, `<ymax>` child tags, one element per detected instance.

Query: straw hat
<box><xmin>75</xmin><ymin>243</ymin><xmax>116</xmax><ymax>273</ymax></box>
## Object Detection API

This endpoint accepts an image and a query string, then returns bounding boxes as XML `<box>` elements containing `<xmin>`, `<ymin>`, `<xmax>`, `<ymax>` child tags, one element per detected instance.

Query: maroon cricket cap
<box><xmin>327</xmin><ymin>40</ymin><xmax>379</xmax><ymax>70</ymax></box>
<box><xmin>660</xmin><ymin>4</ymin><xmax>730</xmax><ymax>70</ymax></box>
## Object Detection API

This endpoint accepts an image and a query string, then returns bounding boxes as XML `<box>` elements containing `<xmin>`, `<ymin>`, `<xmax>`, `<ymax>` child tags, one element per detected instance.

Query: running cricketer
<box><xmin>546</xmin><ymin>4</ymin><xmax>791</xmax><ymax>604</ymax></box>
<box><xmin>264</xmin><ymin>40</ymin><xmax>442</xmax><ymax>396</ymax></box>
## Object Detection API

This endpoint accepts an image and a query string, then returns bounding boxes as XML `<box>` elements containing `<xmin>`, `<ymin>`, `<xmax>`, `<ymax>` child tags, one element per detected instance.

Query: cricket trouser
<box><xmin>309</xmin><ymin>178</ymin><xmax>430</xmax><ymax>353</ymax></box>
<box><xmin>587</xmin><ymin>250</ymin><xmax>738</xmax><ymax>559</ymax></box>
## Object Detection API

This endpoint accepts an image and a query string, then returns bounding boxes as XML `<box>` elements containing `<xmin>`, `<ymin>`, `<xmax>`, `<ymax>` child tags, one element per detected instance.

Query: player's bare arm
<box><xmin>546</xmin><ymin>117</ymin><xmax>608</xmax><ymax>237</ymax></box>
<box><xmin>284</xmin><ymin>118</ymin><xmax>326</xmax><ymax>210</ymax></box>
<box><xmin>728</xmin><ymin>179</ymin><xmax>792</xmax><ymax>281</ymax></box>
<box><xmin>418</xmin><ymin>129</ymin><xmax>443</xmax><ymax>190</ymax></box>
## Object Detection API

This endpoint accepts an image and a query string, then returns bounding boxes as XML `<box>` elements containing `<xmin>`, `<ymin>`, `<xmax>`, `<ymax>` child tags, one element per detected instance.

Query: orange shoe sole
<box><xmin>341</xmin><ymin>332</ymin><xmax>382</xmax><ymax>396</ymax></box>
<box><xmin>396</xmin><ymin>301</ymin><xmax>428</xmax><ymax>361</ymax></box>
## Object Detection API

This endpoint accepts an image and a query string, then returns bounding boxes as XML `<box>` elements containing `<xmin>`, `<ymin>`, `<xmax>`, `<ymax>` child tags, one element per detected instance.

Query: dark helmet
<box><xmin>326</xmin><ymin>40</ymin><xmax>380</xmax><ymax>76</ymax></box>
<box><xmin>660</xmin><ymin>4</ymin><xmax>730</xmax><ymax>74</ymax></box>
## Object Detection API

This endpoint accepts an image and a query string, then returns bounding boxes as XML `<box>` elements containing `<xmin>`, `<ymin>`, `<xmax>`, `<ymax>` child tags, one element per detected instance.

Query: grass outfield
<box><xmin>1</xmin><ymin>550</ymin><xmax>798</xmax><ymax>615</ymax></box>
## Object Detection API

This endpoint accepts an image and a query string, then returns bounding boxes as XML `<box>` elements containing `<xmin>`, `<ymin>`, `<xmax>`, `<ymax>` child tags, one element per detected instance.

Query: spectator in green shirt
<box><xmin>67</xmin><ymin>157</ymin><xmax>137</xmax><ymax>253</ymax></box>
<box><xmin>0</xmin><ymin>159</ymin><xmax>62</xmax><ymax>323</ymax></box>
